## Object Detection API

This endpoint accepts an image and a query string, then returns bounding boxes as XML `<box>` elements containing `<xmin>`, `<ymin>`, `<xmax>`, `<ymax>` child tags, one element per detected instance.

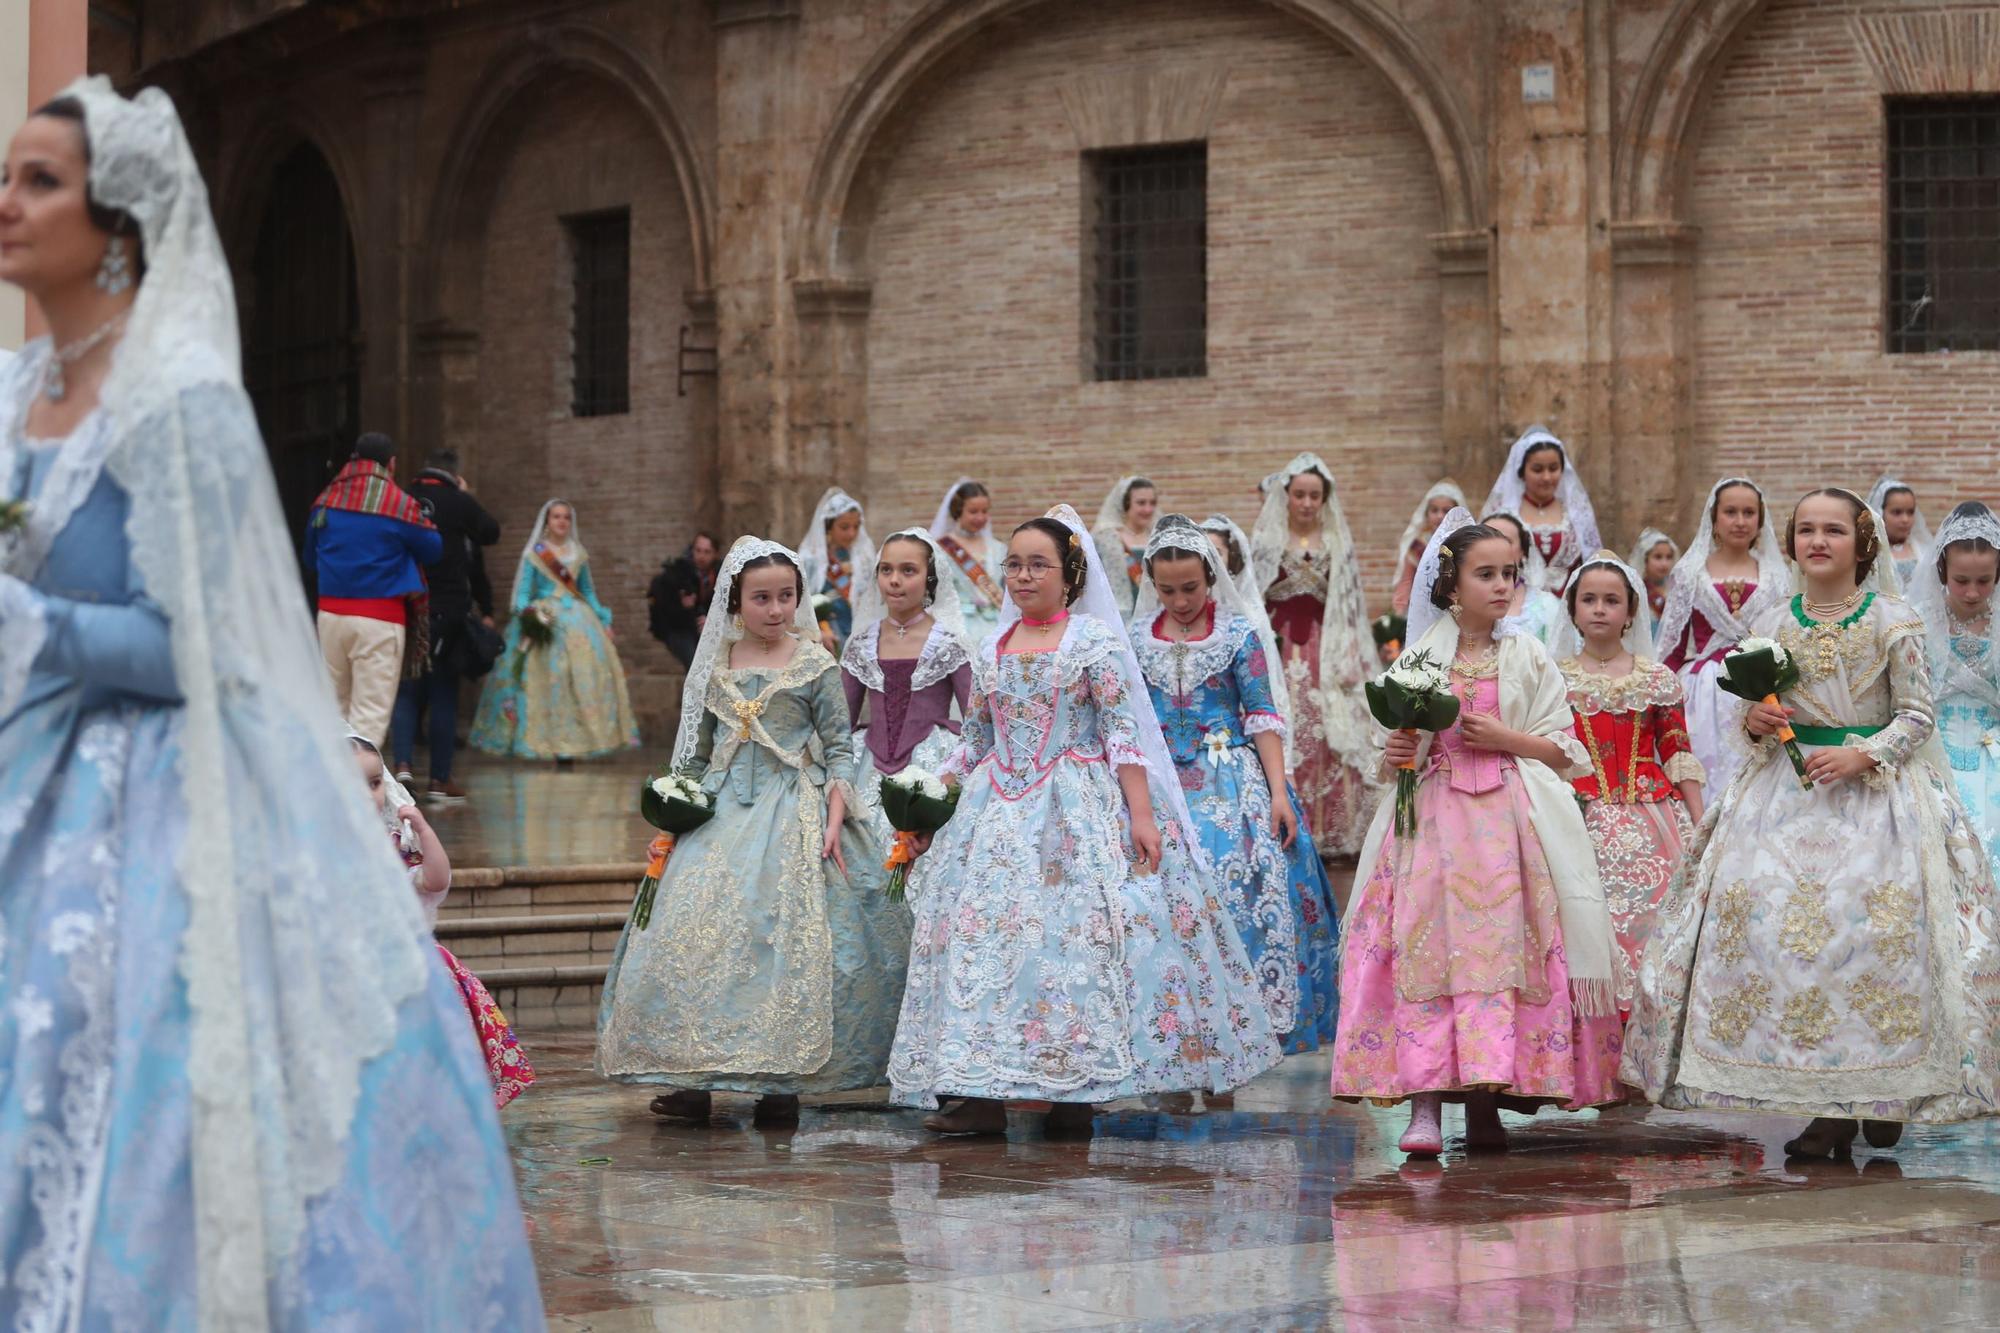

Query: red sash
<box><xmin>938</xmin><ymin>535</ymin><xmax>1002</xmax><ymax>609</ymax></box>
<box><xmin>532</xmin><ymin>544</ymin><xmax>595</xmax><ymax>617</ymax></box>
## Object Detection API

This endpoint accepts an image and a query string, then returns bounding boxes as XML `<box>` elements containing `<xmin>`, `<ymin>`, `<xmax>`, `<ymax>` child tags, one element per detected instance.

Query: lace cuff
<box><xmin>1547</xmin><ymin>728</ymin><xmax>1591</xmax><ymax>780</ymax></box>
<box><xmin>1107</xmin><ymin>738</ymin><xmax>1148</xmax><ymax>769</ymax></box>
<box><xmin>1244</xmin><ymin>711</ymin><xmax>1286</xmax><ymax>738</ymax></box>
<box><xmin>1664</xmin><ymin>750</ymin><xmax>1706</xmax><ymax>788</ymax></box>
<box><xmin>826</xmin><ymin>776</ymin><xmax>858</xmax><ymax>809</ymax></box>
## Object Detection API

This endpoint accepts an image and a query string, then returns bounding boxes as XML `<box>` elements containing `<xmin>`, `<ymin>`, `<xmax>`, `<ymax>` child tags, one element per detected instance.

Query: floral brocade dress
<box><xmin>471</xmin><ymin>545</ymin><xmax>639</xmax><ymax>759</ymax></box>
<box><xmin>1331</xmin><ymin>666</ymin><xmax>1626</xmax><ymax>1108</ymax></box>
<box><xmin>597</xmin><ymin>641</ymin><xmax>909</xmax><ymax>1094</ymax></box>
<box><xmin>1134</xmin><ymin>609</ymin><xmax>1342</xmax><ymax>1053</ymax></box>
<box><xmin>1623</xmin><ymin>595</ymin><xmax>2000</xmax><ymax>1123</ymax></box>
<box><xmin>887</xmin><ymin>614</ymin><xmax>1282</xmax><ymax>1107</ymax></box>
<box><xmin>1265</xmin><ymin>546</ymin><xmax>1374</xmax><ymax>856</ymax></box>
<box><xmin>1930</xmin><ymin>617</ymin><xmax>2000</xmax><ymax>886</ymax></box>
<box><xmin>1560</xmin><ymin>658</ymin><xmax>1704</xmax><ymax>1010</ymax></box>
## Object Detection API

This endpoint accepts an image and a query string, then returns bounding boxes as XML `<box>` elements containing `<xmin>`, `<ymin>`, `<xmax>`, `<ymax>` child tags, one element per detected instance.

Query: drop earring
<box><xmin>96</xmin><ymin>236</ymin><xmax>132</xmax><ymax>295</ymax></box>
<box><xmin>1448</xmin><ymin>599</ymin><xmax>1462</xmax><ymax>622</ymax></box>
<box><xmin>731</xmin><ymin>613</ymin><xmax>744</xmax><ymax>634</ymax></box>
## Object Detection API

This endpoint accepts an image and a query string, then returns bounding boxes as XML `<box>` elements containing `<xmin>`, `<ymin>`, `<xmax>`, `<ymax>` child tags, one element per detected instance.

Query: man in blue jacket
<box><xmin>305</xmin><ymin>433</ymin><xmax>440</xmax><ymax>744</ymax></box>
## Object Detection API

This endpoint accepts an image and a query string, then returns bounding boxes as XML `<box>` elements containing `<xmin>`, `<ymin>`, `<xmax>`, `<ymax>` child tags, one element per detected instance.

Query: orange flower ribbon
<box><xmin>885</xmin><ymin>830</ymin><xmax>918</xmax><ymax>871</ymax></box>
<box><xmin>646</xmin><ymin>832</ymin><xmax>676</xmax><ymax>879</ymax></box>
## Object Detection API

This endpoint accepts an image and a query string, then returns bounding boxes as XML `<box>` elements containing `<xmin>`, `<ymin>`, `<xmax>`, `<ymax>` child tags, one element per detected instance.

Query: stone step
<box><xmin>443</xmin><ymin>866</ymin><xmax>640</xmax><ymax>1030</ymax></box>
<box><xmin>437</xmin><ymin>862</ymin><xmax>646</xmax><ymax>919</ymax></box>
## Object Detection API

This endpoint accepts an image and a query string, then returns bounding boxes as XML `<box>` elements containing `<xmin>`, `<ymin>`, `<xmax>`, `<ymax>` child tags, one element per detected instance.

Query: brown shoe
<box><xmin>922</xmin><ymin>1097</ymin><xmax>1007</xmax><ymax>1135</ymax></box>
<box><xmin>426</xmin><ymin>779</ymin><xmax>468</xmax><ymax>805</ymax></box>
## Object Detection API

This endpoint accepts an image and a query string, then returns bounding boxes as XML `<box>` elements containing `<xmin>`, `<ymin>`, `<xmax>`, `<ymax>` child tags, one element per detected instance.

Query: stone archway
<box><xmin>244</xmin><ymin>141</ymin><xmax>361</xmax><ymax>547</ymax></box>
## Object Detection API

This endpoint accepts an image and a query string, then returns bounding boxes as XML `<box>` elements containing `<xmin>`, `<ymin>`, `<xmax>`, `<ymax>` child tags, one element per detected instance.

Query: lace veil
<box><xmin>1403</xmin><ymin>506</ymin><xmax>1477</xmax><ymax>652</ymax></box>
<box><xmin>1628</xmin><ymin>527</ymin><xmax>1679</xmax><ymax>574</ymax></box>
<box><xmin>0</xmin><ymin>78</ymin><xmax>438</xmax><ymax>1325</ymax></box>
<box><xmin>928</xmin><ymin>475</ymin><xmax>981</xmax><ymax>539</ymax></box>
<box><xmin>672</xmin><ymin>535</ymin><xmax>821</xmax><ymax>771</ymax></box>
<box><xmin>1482</xmin><ymin>426</ymin><xmax>1601</xmax><ymax>558</ymax></box>
<box><xmin>850</xmin><ymin>525</ymin><xmax>968</xmax><ymax>640</ymax></box>
<box><xmin>999</xmin><ymin>504</ymin><xmax>1206</xmax><ymax>862</ymax></box>
<box><xmin>1392</xmin><ymin>479</ymin><xmax>1467</xmax><ymax>596</ymax></box>
<box><xmin>1549</xmin><ymin>550</ymin><xmax>1656</xmax><ymax>659</ymax></box>
<box><xmin>1200</xmin><ymin>512</ymin><xmax>1260</xmax><ymax>592</ymax></box>
<box><xmin>797</xmin><ymin>486</ymin><xmax>875</xmax><ymax>603</ymax></box>
<box><xmin>1655</xmin><ymin>477</ymin><xmax>1790</xmax><ymax>659</ymax></box>
<box><xmin>515</xmin><ymin>496</ymin><xmax>587</xmax><ymax>573</ymax></box>
<box><xmin>1909</xmin><ymin>502</ymin><xmax>2000</xmax><ymax>642</ymax></box>
<box><xmin>1249</xmin><ymin>453</ymin><xmax>1374</xmax><ymax>701</ymax></box>
<box><xmin>1868</xmin><ymin>476</ymin><xmax>1935</xmax><ymax>557</ymax></box>
<box><xmin>1092</xmin><ymin>475</ymin><xmax>1149</xmax><ymax>535</ymax></box>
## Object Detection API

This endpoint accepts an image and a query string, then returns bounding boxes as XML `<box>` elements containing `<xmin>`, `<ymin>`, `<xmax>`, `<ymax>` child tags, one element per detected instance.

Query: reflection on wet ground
<box><xmin>510</xmin><ymin>1033</ymin><xmax>2000</xmax><ymax>1329</ymax></box>
<box><xmin>424</xmin><ymin>752</ymin><xmax>657</xmax><ymax>869</ymax></box>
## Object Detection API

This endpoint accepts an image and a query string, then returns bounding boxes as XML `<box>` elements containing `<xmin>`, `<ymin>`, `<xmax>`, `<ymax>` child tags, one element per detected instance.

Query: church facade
<box><xmin>89</xmin><ymin>0</ymin><xmax>2000</xmax><ymax>734</ymax></box>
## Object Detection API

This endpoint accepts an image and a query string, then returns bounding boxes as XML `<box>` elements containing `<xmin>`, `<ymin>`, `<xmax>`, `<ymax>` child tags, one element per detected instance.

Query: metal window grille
<box><xmin>1089</xmin><ymin>143</ymin><xmax>1207</xmax><ymax>381</ymax></box>
<box><xmin>1887</xmin><ymin>97</ymin><xmax>2000</xmax><ymax>354</ymax></box>
<box><xmin>567</xmin><ymin>209</ymin><xmax>631</xmax><ymax>415</ymax></box>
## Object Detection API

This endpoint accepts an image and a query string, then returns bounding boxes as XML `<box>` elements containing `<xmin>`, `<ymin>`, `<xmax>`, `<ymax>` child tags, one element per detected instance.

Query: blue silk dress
<box><xmin>0</xmin><ymin>415</ymin><xmax>544</xmax><ymax>1329</ymax></box>
<box><xmin>1133</xmin><ymin>609</ymin><xmax>1341</xmax><ymax>1054</ymax></box>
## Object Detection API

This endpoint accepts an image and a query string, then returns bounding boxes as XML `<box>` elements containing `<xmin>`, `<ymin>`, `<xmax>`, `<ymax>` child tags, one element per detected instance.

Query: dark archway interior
<box><xmin>245</xmin><ymin>142</ymin><xmax>361</xmax><ymax>560</ymax></box>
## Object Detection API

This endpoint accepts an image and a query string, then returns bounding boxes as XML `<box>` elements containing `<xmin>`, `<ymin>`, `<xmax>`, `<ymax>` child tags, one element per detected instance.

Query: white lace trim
<box><xmin>1131</xmin><ymin>612</ymin><xmax>1254</xmax><ymax>699</ymax></box>
<box><xmin>841</xmin><ymin>619</ymin><xmax>969</xmax><ymax>694</ymax></box>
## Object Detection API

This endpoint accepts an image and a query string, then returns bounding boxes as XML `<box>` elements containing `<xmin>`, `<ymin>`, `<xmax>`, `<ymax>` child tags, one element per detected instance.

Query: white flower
<box><xmin>1384</xmin><ymin>664</ymin><xmax>1447</xmax><ymax>694</ymax></box>
<box><xmin>1733</xmin><ymin>637</ymin><xmax>1787</xmax><ymax>665</ymax></box>
<box><xmin>887</xmin><ymin>766</ymin><xmax>949</xmax><ymax>801</ymax></box>
<box><xmin>650</xmin><ymin>773</ymin><xmax>711</xmax><ymax>806</ymax></box>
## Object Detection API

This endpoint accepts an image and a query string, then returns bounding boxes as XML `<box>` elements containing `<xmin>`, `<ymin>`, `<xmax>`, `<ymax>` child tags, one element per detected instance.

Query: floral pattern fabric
<box><xmin>1330</xmin><ymin>674</ymin><xmax>1626</xmax><ymax>1108</ymax></box>
<box><xmin>437</xmin><ymin>943</ymin><xmax>537</xmax><ymax>1108</ymax></box>
<box><xmin>1929</xmin><ymin>620</ymin><xmax>2000</xmax><ymax>887</ymax></box>
<box><xmin>1622</xmin><ymin>596</ymin><xmax>2000</xmax><ymax>1122</ymax></box>
<box><xmin>888</xmin><ymin>614</ymin><xmax>1282</xmax><ymax>1107</ymax></box>
<box><xmin>1133</xmin><ymin>609</ymin><xmax>1341</xmax><ymax>1052</ymax></box>
<box><xmin>471</xmin><ymin>549</ymin><xmax>638</xmax><ymax>759</ymax></box>
<box><xmin>1266</xmin><ymin>547</ymin><xmax>1375</xmax><ymax>856</ymax></box>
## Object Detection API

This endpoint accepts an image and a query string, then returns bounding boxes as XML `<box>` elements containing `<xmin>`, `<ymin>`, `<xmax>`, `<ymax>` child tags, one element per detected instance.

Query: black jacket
<box><xmin>409</xmin><ymin>469</ymin><xmax>501</xmax><ymax>620</ymax></box>
<box><xmin>648</xmin><ymin>554</ymin><xmax>715</xmax><ymax>657</ymax></box>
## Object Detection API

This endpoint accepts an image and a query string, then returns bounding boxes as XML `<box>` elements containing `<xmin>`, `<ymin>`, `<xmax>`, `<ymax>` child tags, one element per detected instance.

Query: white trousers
<box><xmin>318</xmin><ymin>611</ymin><xmax>405</xmax><ymax>746</ymax></box>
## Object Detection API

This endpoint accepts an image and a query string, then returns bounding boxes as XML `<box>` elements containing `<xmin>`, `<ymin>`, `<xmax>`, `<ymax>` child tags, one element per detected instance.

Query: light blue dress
<box><xmin>1132</xmin><ymin>610</ymin><xmax>1341</xmax><ymax>1055</ymax></box>
<box><xmin>934</xmin><ymin>533</ymin><xmax>1005</xmax><ymax>644</ymax></box>
<box><xmin>597</xmin><ymin>641</ymin><xmax>908</xmax><ymax>1093</ymax></box>
<box><xmin>888</xmin><ymin>614</ymin><xmax>1284</xmax><ymax>1107</ymax></box>
<box><xmin>470</xmin><ymin>543</ymin><xmax>638</xmax><ymax>759</ymax></box>
<box><xmin>0</xmin><ymin>417</ymin><xmax>543</xmax><ymax>1329</ymax></box>
<box><xmin>1930</xmin><ymin>617</ymin><xmax>2000</xmax><ymax>884</ymax></box>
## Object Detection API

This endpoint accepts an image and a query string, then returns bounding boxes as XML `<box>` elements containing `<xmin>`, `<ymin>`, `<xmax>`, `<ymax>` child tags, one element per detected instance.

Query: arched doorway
<box><xmin>245</xmin><ymin>143</ymin><xmax>360</xmax><ymax>545</ymax></box>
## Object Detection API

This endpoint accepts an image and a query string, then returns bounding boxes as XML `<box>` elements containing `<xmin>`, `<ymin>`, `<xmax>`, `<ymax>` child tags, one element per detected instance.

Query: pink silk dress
<box><xmin>1330</xmin><ymin>670</ymin><xmax>1625</xmax><ymax>1108</ymax></box>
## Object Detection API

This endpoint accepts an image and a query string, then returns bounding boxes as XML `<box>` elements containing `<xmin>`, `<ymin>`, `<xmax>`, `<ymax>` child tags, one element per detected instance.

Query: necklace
<box><xmin>1802</xmin><ymin>587</ymin><xmax>1864</xmax><ymax>618</ymax></box>
<box><xmin>41</xmin><ymin>309</ymin><xmax>131</xmax><ymax>403</ymax></box>
<box><xmin>1021</xmin><ymin>609</ymin><xmax>1069</xmax><ymax>628</ymax></box>
<box><xmin>1165</xmin><ymin>602</ymin><xmax>1212</xmax><ymax>641</ymax></box>
<box><xmin>887</xmin><ymin>611</ymin><xmax>928</xmax><ymax>639</ymax></box>
<box><xmin>1454</xmin><ymin>640</ymin><xmax>1499</xmax><ymax>675</ymax></box>
<box><xmin>1583</xmin><ymin>646</ymin><xmax>1627</xmax><ymax>667</ymax></box>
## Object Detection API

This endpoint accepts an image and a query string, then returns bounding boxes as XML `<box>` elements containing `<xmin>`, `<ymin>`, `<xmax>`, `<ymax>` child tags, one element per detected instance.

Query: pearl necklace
<box><xmin>1802</xmin><ymin>587</ymin><xmax>1864</xmax><ymax>619</ymax></box>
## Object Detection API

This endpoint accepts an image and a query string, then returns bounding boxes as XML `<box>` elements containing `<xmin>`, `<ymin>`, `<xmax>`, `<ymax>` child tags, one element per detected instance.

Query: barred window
<box><xmin>566</xmin><ymin>209</ymin><xmax>630</xmax><ymax>415</ymax></box>
<box><xmin>1087</xmin><ymin>143</ymin><xmax>1207</xmax><ymax>381</ymax></box>
<box><xmin>1887</xmin><ymin>97</ymin><xmax>2000</xmax><ymax>354</ymax></box>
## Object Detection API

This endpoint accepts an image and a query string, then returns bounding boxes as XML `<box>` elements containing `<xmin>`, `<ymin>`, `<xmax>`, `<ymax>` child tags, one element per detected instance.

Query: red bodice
<box><xmin>1562</xmin><ymin>660</ymin><xmax>1698</xmax><ymax>804</ymax></box>
<box><xmin>1662</xmin><ymin>580</ymin><xmax>1758</xmax><ymax>672</ymax></box>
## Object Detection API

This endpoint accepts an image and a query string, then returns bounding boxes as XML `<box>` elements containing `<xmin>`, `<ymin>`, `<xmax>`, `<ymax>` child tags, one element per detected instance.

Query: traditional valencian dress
<box><xmin>471</xmin><ymin>508</ymin><xmax>639</xmax><ymax>759</ymax></box>
<box><xmin>1332</xmin><ymin>614</ymin><xmax>1625</xmax><ymax>1109</ymax></box>
<box><xmin>888</xmin><ymin>611</ymin><xmax>1283</xmax><ymax>1107</ymax></box>
<box><xmin>1264</xmin><ymin>543</ymin><xmax>1376</xmax><ymax>854</ymax></box>
<box><xmin>1483</xmin><ymin>426</ymin><xmax>1602</xmax><ymax>595</ymax></box>
<box><xmin>1560</xmin><ymin>657</ymin><xmax>1703</xmax><ymax>1008</ymax></box>
<box><xmin>1134</xmin><ymin>601</ymin><xmax>1343</xmax><ymax>1052</ymax></box>
<box><xmin>934</xmin><ymin>531</ymin><xmax>1004</xmax><ymax>642</ymax></box>
<box><xmin>598</xmin><ymin>613</ymin><xmax>908</xmax><ymax>1095</ymax></box>
<box><xmin>1623</xmin><ymin>593</ymin><xmax>2000</xmax><ymax>1124</ymax></box>
<box><xmin>1927</xmin><ymin>608</ymin><xmax>2000</xmax><ymax>885</ymax></box>
<box><xmin>799</xmin><ymin>486</ymin><xmax>877</xmax><ymax>652</ymax></box>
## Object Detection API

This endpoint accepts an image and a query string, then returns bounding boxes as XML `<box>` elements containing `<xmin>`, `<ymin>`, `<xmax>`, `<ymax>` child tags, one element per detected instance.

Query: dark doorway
<box><xmin>245</xmin><ymin>143</ymin><xmax>361</xmax><ymax>554</ymax></box>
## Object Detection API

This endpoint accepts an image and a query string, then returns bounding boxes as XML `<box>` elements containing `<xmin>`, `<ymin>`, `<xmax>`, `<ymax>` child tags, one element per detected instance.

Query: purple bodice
<box><xmin>844</xmin><ymin>655</ymin><xmax>969</xmax><ymax>775</ymax></box>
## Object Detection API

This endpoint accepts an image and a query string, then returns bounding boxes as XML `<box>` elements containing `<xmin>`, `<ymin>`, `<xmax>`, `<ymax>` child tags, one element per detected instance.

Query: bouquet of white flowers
<box><xmin>1718</xmin><ymin>637</ymin><xmax>1809</xmax><ymax>788</ymax></box>
<box><xmin>878</xmin><ymin>765</ymin><xmax>959</xmax><ymax>902</ymax></box>
<box><xmin>629</xmin><ymin>769</ymin><xmax>716</xmax><ymax>930</ymax></box>
<box><xmin>511</xmin><ymin>601</ymin><xmax>558</xmax><ymax>680</ymax></box>
<box><xmin>1364</xmin><ymin>649</ymin><xmax>1462</xmax><ymax>837</ymax></box>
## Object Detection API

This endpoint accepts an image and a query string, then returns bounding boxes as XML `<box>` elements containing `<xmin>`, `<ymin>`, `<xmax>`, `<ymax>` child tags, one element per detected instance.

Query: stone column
<box><xmin>712</xmin><ymin>0</ymin><xmax>805</xmax><ymax>542</ymax></box>
<box><xmin>1433</xmin><ymin>229</ymin><xmax>1497</xmax><ymax>492</ymax></box>
<box><xmin>356</xmin><ymin>52</ymin><xmax>425</xmax><ymax>452</ymax></box>
<box><xmin>1609</xmin><ymin>222</ymin><xmax>1701</xmax><ymax>538</ymax></box>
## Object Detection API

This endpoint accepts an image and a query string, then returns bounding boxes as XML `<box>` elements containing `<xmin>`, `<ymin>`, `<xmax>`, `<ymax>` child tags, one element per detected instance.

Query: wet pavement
<box><xmin>421</xmin><ymin>751</ymin><xmax>658</xmax><ymax>870</ymax></box>
<box><xmin>508</xmin><ymin>1032</ymin><xmax>2000</xmax><ymax>1329</ymax></box>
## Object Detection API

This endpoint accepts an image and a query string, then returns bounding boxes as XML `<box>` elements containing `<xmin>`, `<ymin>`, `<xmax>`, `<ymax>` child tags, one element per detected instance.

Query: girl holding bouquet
<box><xmin>1659</xmin><ymin>478</ymin><xmax>1790</xmax><ymax>797</ymax></box>
<box><xmin>598</xmin><ymin>537</ymin><xmax>898</xmax><ymax>1126</ymax></box>
<box><xmin>349</xmin><ymin>733</ymin><xmax>535</xmax><ymax>1108</ymax></box>
<box><xmin>889</xmin><ymin>507</ymin><xmax>1281</xmax><ymax>1136</ymax></box>
<box><xmin>1911</xmin><ymin>502</ymin><xmax>2000</xmax><ymax>883</ymax></box>
<box><xmin>1332</xmin><ymin>511</ymin><xmax>1625</xmax><ymax>1157</ymax></box>
<box><xmin>929</xmin><ymin>478</ymin><xmax>1006</xmax><ymax>642</ymax></box>
<box><xmin>1553</xmin><ymin>552</ymin><xmax>1705</xmax><ymax>1010</ymax></box>
<box><xmin>839</xmin><ymin>527</ymin><xmax>973</xmax><ymax>900</ymax></box>
<box><xmin>1623</xmin><ymin>490</ymin><xmax>2000</xmax><ymax>1157</ymax></box>
<box><xmin>1134</xmin><ymin>517</ymin><xmax>1342</xmax><ymax>1053</ymax></box>
<box><xmin>470</xmin><ymin>497</ymin><xmax>639</xmax><ymax>760</ymax></box>
<box><xmin>1253</xmin><ymin>454</ymin><xmax>1378</xmax><ymax>855</ymax></box>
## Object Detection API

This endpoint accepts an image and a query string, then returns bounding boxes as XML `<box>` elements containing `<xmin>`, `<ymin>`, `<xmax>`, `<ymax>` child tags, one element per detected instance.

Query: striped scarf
<box><xmin>311</xmin><ymin>459</ymin><xmax>434</xmax><ymax>678</ymax></box>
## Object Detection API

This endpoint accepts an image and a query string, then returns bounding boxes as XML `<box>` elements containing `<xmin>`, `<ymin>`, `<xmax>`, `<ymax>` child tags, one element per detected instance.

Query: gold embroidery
<box><xmin>1850</xmin><ymin>971</ymin><xmax>1924</xmax><ymax>1046</ymax></box>
<box><xmin>1708</xmin><ymin>975</ymin><xmax>1770</xmax><ymax>1047</ymax></box>
<box><xmin>1778</xmin><ymin>880</ymin><xmax>1834</xmax><ymax>961</ymax></box>
<box><xmin>1862</xmin><ymin>883</ymin><xmax>1919</xmax><ymax>968</ymax></box>
<box><xmin>1710</xmin><ymin>881</ymin><xmax>1753</xmax><ymax>967</ymax></box>
<box><xmin>1778</xmin><ymin>986</ymin><xmax>1836</xmax><ymax>1048</ymax></box>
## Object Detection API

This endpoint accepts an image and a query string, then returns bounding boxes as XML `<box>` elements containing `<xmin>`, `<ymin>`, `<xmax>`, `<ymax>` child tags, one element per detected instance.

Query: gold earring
<box><xmin>1448</xmin><ymin>599</ymin><xmax>1462</xmax><ymax>621</ymax></box>
<box><xmin>731</xmin><ymin>613</ymin><xmax>744</xmax><ymax>633</ymax></box>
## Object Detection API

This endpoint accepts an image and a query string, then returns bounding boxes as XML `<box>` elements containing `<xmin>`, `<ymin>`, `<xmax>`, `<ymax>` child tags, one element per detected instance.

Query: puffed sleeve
<box><xmin>1231</xmin><ymin>626</ymin><xmax>1285</xmax><ymax>737</ymax></box>
<box><xmin>1858</xmin><ymin>620</ymin><xmax>1935</xmax><ymax>772</ymax></box>
<box><xmin>810</xmin><ymin>659</ymin><xmax>857</xmax><ymax>805</ymax></box>
<box><xmin>14</xmin><ymin>577</ymin><xmax>179</xmax><ymax>702</ymax></box>
<box><xmin>939</xmin><ymin>666</ymin><xmax>994</xmax><ymax>783</ymax></box>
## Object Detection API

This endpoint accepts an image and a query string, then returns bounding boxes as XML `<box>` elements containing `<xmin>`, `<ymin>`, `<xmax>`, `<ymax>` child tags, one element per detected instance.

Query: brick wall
<box><xmin>858</xmin><ymin>0</ymin><xmax>1448</xmax><ymax>604</ymax></box>
<box><xmin>1691</xmin><ymin>0</ymin><xmax>2000</xmax><ymax>527</ymax></box>
<box><xmin>472</xmin><ymin>70</ymin><xmax>699</xmax><ymax>743</ymax></box>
